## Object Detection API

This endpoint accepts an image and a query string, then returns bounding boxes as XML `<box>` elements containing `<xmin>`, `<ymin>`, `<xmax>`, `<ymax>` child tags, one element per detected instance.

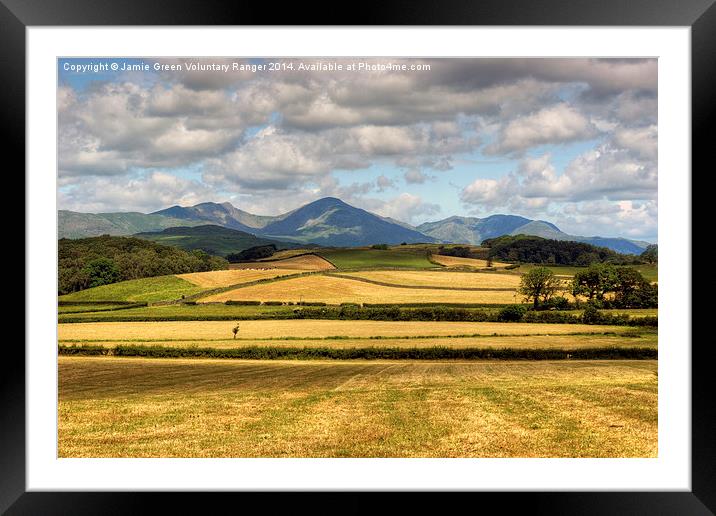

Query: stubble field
<box><xmin>58</xmin><ymin>357</ymin><xmax>658</xmax><ymax>458</ymax></box>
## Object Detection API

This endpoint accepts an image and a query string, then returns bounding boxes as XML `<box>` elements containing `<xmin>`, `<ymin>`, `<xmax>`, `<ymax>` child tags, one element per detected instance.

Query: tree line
<box><xmin>59</xmin><ymin>235</ymin><xmax>228</xmax><ymax>295</ymax></box>
<box><xmin>482</xmin><ymin>235</ymin><xmax>651</xmax><ymax>266</ymax></box>
<box><xmin>518</xmin><ymin>263</ymin><xmax>657</xmax><ymax>309</ymax></box>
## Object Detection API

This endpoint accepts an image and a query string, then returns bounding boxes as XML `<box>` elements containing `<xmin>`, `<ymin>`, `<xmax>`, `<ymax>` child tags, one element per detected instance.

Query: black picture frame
<box><xmin>4</xmin><ymin>1</ymin><xmax>712</xmax><ymax>513</ymax></box>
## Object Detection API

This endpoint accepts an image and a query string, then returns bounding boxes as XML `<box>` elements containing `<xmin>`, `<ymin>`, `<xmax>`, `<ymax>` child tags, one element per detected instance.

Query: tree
<box><xmin>518</xmin><ymin>267</ymin><xmax>562</xmax><ymax>309</ymax></box>
<box><xmin>232</xmin><ymin>323</ymin><xmax>240</xmax><ymax>339</ymax></box>
<box><xmin>640</xmin><ymin>244</ymin><xmax>658</xmax><ymax>264</ymax></box>
<box><xmin>571</xmin><ymin>263</ymin><xmax>618</xmax><ymax>301</ymax></box>
<box><xmin>81</xmin><ymin>258</ymin><xmax>120</xmax><ymax>288</ymax></box>
<box><xmin>613</xmin><ymin>267</ymin><xmax>657</xmax><ymax>308</ymax></box>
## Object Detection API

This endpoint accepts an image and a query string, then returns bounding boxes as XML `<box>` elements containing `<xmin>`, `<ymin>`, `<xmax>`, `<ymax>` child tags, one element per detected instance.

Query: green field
<box><xmin>59</xmin><ymin>275</ymin><xmax>205</xmax><ymax>303</ymax></box>
<box><xmin>59</xmin><ymin>357</ymin><xmax>658</xmax><ymax>458</ymax></box>
<box><xmin>511</xmin><ymin>263</ymin><xmax>657</xmax><ymax>282</ymax></box>
<box><xmin>316</xmin><ymin>248</ymin><xmax>437</xmax><ymax>269</ymax></box>
<box><xmin>58</xmin><ymin>303</ymin><xmax>299</xmax><ymax>323</ymax></box>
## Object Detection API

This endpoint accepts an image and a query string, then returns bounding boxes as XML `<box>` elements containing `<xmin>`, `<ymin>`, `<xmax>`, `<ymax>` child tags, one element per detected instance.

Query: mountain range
<box><xmin>58</xmin><ymin>197</ymin><xmax>651</xmax><ymax>254</ymax></box>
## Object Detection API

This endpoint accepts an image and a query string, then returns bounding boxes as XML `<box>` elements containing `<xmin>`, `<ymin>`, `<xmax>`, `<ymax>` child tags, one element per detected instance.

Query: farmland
<box><xmin>59</xmin><ymin>357</ymin><xmax>657</xmax><ymax>458</ymax></box>
<box><xmin>199</xmin><ymin>275</ymin><xmax>522</xmax><ymax>304</ymax></box>
<box><xmin>315</xmin><ymin>248</ymin><xmax>436</xmax><ymax>269</ymax></box>
<box><xmin>229</xmin><ymin>254</ymin><xmax>334</xmax><ymax>271</ymax></box>
<box><xmin>177</xmin><ymin>268</ymin><xmax>305</xmax><ymax>288</ymax></box>
<box><xmin>430</xmin><ymin>254</ymin><xmax>509</xmax><ymax>268</ymax></box>
<box><xmin>56</xmin><ymin>243</ymin><xmax>658</xmax><ymax>458</ymax></box>
<box><xmin>58</xmin><ymin>275</ymin><xmax>204</xmax><ymax>303</ymax></box>
<box><xmin>58</xmin><ymin>320</ymin><xmax>641</xmax><ymax>341</ymax></box>
<box><xmin>337</xmin><ymin>270</ymin><xmax>521</xmax><ymax>289</ymax></box>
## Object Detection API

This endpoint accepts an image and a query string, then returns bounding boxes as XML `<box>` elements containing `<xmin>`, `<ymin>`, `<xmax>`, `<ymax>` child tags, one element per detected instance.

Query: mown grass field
<box><xmin>56</xmin><ymin>244</ymin><xmax>657</xmax><ymax>458</ymax></box>
<box><xmin>58</xmin><ymin>303</ymin><xmax>298</xmax><ymax>323</ymax></box>
<box><xmin>177</xmin><ymin>268</ymin><xmax>305</xmax><ymax>288</ymax></box>
<box><xmin>58</xmin><ymin>357</ymin><xmax>658</xmax><ymax>458</ymax></box>
<box><xmin>58</xmin><ymin>320</ymin><xmax>640</xmax><ymax>341</ymax></box>
<box><xmin>430</xmin><ymin>255</ymin><xmax>508</xmax><ymax>268</ymax></box>
<box><xmin>199</xmin><ymin>275</ymin><xmax>521</xmax><ymax>304</ymax></box>
<box><xmin>316</xmin><ymin>248</ymin><xmax>436</xmax><ymax>269</ymax></box>
<box><xmin>59</xmin><ymin>275</ymin><xmax>204</xmax><ymax>303</ymax></box>
<box><xmin>59</xmin><ymin>331</ymin><xmax>657</xmax><ymax>350</ymax></box>
<box><xmin>338</xmin><ymin>270</ymin><xmax>521</xmax><ymax>289</ymax></box>
<box><xmin>230</xmin><ymin>254</ymin><xmax>334</xmax><ymax>271</ymax></box>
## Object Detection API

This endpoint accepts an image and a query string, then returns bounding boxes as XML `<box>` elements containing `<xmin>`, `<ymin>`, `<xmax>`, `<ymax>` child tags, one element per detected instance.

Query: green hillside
<box><xmin>59</xmin><ymin>275</ymin><xmax>204</xmax><ymax>303</ymax></box>
<box><xmin>316</xmin><ymin>247</ymin><xmax>437</xmax><ymax>269</ymax></box>
<box><xmin>59</xmin><ymin>210</ymin><xmax>209</xmax><ymax>239</ymax></box>
<box><xmin>59</xmin><ymin>234</ymin><xmax>227</xmax><ymax>295</ymax></box>
<box><xmin>134</xmin><ymin>225</ymin><xmax>297</xmax><ymax>257</ymax></box>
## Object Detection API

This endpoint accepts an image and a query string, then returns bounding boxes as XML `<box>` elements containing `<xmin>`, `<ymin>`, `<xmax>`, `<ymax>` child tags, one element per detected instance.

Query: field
<box><xmin>338</xmin><ymin>270</ymin><xmax>521</xmax><ymax>289</ymax></box>
<box><xmin>315</xmin><ymin>248</ymin><xmax>436</xmax><ymax>269</ymax></box>
<box><xmin>198</xmin><ymin>275</ymin><xmax>522</xmax><ymax>304</ymax></box>
<box><xmin>177</xmin><ymin>268</ymin><xmax>305</xmax><ymax>288</ymax></box>
<box><xmin>59</xmin><ymin>275</ymin><xmax>204</xmax><ymax>303</ymax></box>
<box><xmin>58</xmin><ymin>320</ymin><xmax>639</xmax><ymax>341</ymax></box>
<box><xmin>60</xmin><ymin>332</ymin><xmax>657</xmax><ymax>351</ymax></box>
<box><xmin>430</xmin><ymin>255</ymin><xmax>508</xmax><ymax>268</ymax></box>
<box><xmin>57</xmin><ymin>244</ymin><xmax>657</xmax><ymax>458</ymax></box>
<box><xmin>229</xmin><ymin>254</ymin><xmax>334</xmax><ymax>271</ymax></box>
<box><xmin>59</xmin><ymin>357</ymin><xmax>657</xmax><ymax>458</ymax></box>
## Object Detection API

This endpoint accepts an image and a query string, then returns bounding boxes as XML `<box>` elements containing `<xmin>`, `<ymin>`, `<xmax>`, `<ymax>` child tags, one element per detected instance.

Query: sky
<box><xmin>57</xmin><ymin>57</ymin><xmax>658</xmax><ymax>242</ymax></box>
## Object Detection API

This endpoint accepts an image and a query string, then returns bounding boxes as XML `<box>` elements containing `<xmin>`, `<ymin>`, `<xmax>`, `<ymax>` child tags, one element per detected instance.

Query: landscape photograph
<box><xmin>57</xmin><ymin>57</ymin><xmax>658</xmax><ymax>458</ymax></box>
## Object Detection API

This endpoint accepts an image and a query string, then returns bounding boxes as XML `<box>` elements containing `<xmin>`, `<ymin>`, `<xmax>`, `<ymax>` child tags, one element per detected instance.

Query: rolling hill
<box><xmin>61</xmin><ymin>197</ymin><xmax>651</xmax><ymax>253</ymax></box>
<box><xmin>58</xmin><ymin>210</ymin><xmax>210</xmax><ymax>239</ymax></box>
<box><xmin>418</xmin><ymin>215</ymin><xmax>649</xmax><ymax>254</ymax></box>
<box><xmin>134</xmin><ymin>225</ymin><xmax>298</xmax><ymax>257</ymax></box>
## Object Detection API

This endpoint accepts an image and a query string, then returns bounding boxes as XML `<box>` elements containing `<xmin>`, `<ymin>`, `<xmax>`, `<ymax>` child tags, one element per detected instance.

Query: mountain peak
<box><xmin>306</xmin><ymin>197</ymin><xmax>348</xmax><ymax>208</ymax></box>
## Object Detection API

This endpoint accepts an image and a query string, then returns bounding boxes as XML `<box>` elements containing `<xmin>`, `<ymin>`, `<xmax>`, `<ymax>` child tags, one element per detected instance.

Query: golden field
<box><xmin>176</xmin><ymin>268</ymin><xmax>304</xmax><ymax>288</ymax></box>
<box><xmin>58</xmin><ymin>319</ymin><xmax>634</xmax><ymax>341</ymax></box>
<box><xmin>338</xmin><ymin>270</ymin><xmax>521</xmax><ymax>289</ymax></box>
<box><xmin>59</xmin><ymin>332</ymin><xmax>657</xmax><ymax>350</ymax></box>
<box><xmin>431</xmin><ymin>255</ymin><xmax>509</xmax><ymax>268</ymax></box>
<box><xmin>229</xmin><ymin>254</ymin><xmax>334</xmax><ymax>271</ymax></box>
<box><xmin>58</xmin><ymin>357</ymin><xmax>658</xmax><ymax>458</ymax></box>
<box><xmin>198</xmin><ymin>275</ymin><xmax>522</xmax><ymax>304</ymax></box>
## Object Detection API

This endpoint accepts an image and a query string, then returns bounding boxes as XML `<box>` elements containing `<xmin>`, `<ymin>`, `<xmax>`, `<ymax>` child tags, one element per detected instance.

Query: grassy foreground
<box><xmin>59</xmin><ymin>275</ymin><xmax>204</xmax><ymax>303</ymax></box>
<box><xmin>58</xmin><ymin>357</ymin><xmax>658</xmax><ymax>458</ymax></box>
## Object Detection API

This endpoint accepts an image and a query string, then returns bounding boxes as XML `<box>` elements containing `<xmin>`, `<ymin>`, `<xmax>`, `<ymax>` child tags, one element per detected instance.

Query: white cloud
<box><xmin>368</xmin><ymin>193</ymin><xmax>441</xmax><ymax>224</ymax></box>
<box><xmin>58</xmin><ymin>171</ymin><xmax>218</xmax><ymax>213</ymax></box>
<box><xmin>486</xmin><ymin>103</ymin><xmax>598</xmax><ymax>155</ymax></box>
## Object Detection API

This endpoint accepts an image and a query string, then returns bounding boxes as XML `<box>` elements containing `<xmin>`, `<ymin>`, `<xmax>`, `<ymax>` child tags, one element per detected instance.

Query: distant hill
<box><xmin>58</xmin><ymin>210</ymin><xmax>210</xmax><ymax>239</ymax></box>
<box><xmin>418</xmin><ymin>215</ymin><xmax>531</xmax><ymax>245</ymax></box>
<box><xmin>134</xmin><ymin>225</ymin><xmax>298</xmax><ymax>257</ymax></box>
<box><xmin>258</xmin><ymin>197</ymin><xmax>437</xmax><ymax>246</ymax></box>
<box><xmin>152</xmin><ymin>202</ymin><xmax>279</xmax><ymax>232</ymax></box>
<box><xmin>61</xmin><ymin>197</ymin><xmax>651</xmax><ymax>253</ymax></box>
<box><xmin>419</xmin><ymin>215</ymin><xmax>649</xmax><ymax>254</ymax></box>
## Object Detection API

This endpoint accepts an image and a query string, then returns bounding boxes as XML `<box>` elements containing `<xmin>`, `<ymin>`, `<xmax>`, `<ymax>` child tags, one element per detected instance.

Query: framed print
<box><xmin>5</xmin><ymin>0</ymin><xmax>713</xmax><ymax>513</ymax></box>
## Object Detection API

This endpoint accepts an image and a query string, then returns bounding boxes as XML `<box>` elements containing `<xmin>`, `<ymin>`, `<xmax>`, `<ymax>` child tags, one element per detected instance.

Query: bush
<box><xmin>581</xmin><ymin>304</ymin><xmax>603</xmax><ymax>324</ymax></box>
<box><xmin>542</xmin><ymin>296</ymin><xmax>571</xmax><ymax>310</ymax></box>
<box><xmin>224</xmin><ymin>300</ymin><xmax>261</xmax><ymax>305</ymax></box>
<box><xmin>497</xmin><ymin>304</ymin><xmax>527</xmax><ymax>322</ymax></box>
<box><xmin>262</xmin><ymin>301</ymin><xmax>284</xmax><ymax>306</ymax></box>
<box><xmin>370</xmin><ymin>244</ymin><xmax>389</xmax><ymax>250</ymax></box>
<box><xmin>59</xmin><ymin>343</ymin><xmax>657</xmax><ymax>361</ymax></box>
